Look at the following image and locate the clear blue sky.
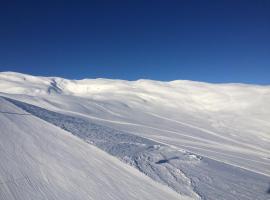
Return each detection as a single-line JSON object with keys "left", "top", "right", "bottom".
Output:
{"left": 0, "top": 0, "right": 269, "bottom": 84}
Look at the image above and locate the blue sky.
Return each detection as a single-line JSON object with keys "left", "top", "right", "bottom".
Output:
{"left": 0, "top": 0, "right": 269, "bottom": 84}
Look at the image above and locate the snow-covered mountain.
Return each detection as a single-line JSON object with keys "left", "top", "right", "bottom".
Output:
{"left": 0, "top": 71, "right": 269, "bottom": 200}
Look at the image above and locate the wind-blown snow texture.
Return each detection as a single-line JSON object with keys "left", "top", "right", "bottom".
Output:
{"left": 0, "top": 72, "right": 270, "bottom": 199}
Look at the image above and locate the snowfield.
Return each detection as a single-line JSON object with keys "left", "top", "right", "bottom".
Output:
{"left": 0, "top": 97, "right": 183, "bottom": 200}
{"left": 0, "top": 72, "right": 269, "bottom": 199}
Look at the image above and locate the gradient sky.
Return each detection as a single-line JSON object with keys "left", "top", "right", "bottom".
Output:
{"left": 0, "top": 0, "right": 269, "bottom": 84}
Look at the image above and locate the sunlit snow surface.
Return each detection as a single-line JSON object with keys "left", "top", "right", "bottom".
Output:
{"left": 0, "top": 98, "right": 183, "bottom": 200}
{"left": 0, "top": 72, "right": 270, "bottom": 199}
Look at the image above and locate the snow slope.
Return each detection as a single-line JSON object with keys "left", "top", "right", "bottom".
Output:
{"left": 0, "top": 97, "right": 184, "bottom": 200}
{"left": 0, "top": 72, "right": 270, "bottom": 199}
{"left": 4, "top": 96, "right": 269, "bottom": 200}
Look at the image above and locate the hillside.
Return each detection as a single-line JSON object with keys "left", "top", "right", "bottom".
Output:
{"left": 0, "top": 72, "right": 269, "bottom": 200}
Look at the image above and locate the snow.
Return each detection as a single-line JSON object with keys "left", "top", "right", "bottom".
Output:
{"left": 0, "top": 71, "right": 270, "bottom": 199}
{"left": 4, "top": 96, "right": 270, "bottom": 200}
{"left": 0, "top": 97, "right": 184, "bottom": 200}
